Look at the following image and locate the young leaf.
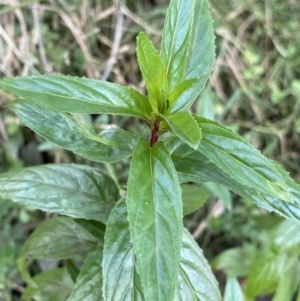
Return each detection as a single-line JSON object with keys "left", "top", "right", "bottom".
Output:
{"left": 174, "top": 228, "right": 222, "bottom": 301}
{"left": 22, "top": 268, "right": 73, "bottom": 301}
{"left": 9, "top": 101, "right": 137, "bottom": 163}
{"left": 195, "top": 116, "right": 294, "bottom": 203}
{"left": 160, "top": 0, "right": 194, "bottom": 91}
{"left": 167, "top": 78, "right": 197, "bottom": 108}
{"left": 0, "top": 75, "right": 152, "bottom": 120}
{"left": 160, "top": 112, "right": 202, "bottom": 149}
{"left": 18, "top": 217, "right": 100, "bottom": 260}
{"left": 224, "top": 278, "right": 244, "bottom": 301}
{"left": 161, "top": 0, "right": 215, "bottom": 113}
{"left": 126, "top": 138, "right": 182, "bottom": 301}
{"left": 0, "top": 164, "right": 119, "bottom": 223}
{"left": 102, "top": 200, "right": 144, "bottom": 301}
{"left": 136, "top": 32, "right": 168, "bottom": 113}
{"left": 67, "top": 248, "right": 103, "bottom": 301}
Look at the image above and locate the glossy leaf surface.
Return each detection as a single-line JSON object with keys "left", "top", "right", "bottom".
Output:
{"left": 137, "top": 32, "right": 168, "bottom": 112}
{"left": 126, "top": 138, "right": 182, "bottom": 301}
{"left": 168, "top": 78, "right": 197, "bottom": 108}
{"left": 224, "top": 278, "right": 244, "bottom": 301}
{"left": 0, "top": 164, "right": 119, "bottom": 223}
{"left": 0, "top": 75, "right": 152, "bottom": 119}
{"left": 195, "top": 116, "right": 293, "bottom": 203}
{"left": 19, "top": 217, "right": 100, "bottom": 260}
{"left": 174, "top": 228, "right": 222, "bottom": 301}
{"left": 160, "top": 0, "right": 194, "bottom": 91}
{"left": 161, "top": 112, "right": 202, "bottom": 149}
{"left": 22, "top": 268, "right": 73, "bottom": 301}
{"left": 161, "top": 0, "right": 215, "bottom": 112}
{"left": 9, "top": 101, "right": 137, "bottom": 163}
{"left": 67, "top": 248, "right": 103, "bottom": 301}
{"left": 102, "top": 200, "right": 144, "bottom": 301}
{"left": 164, "top": 136, "right": 300, "bottom": 224}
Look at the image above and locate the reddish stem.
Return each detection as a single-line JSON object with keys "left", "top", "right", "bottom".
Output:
{"left": 150, "top": 120, "right": 160, "bottom": 147}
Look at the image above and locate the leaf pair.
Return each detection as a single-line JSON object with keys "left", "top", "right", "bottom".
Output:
{"left": 103, "top": 201, "right": 221, "bottom": 301}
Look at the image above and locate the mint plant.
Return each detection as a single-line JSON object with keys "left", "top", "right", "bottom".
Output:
{"left": 0, "top": 0, "right": 299, "bottom": 300}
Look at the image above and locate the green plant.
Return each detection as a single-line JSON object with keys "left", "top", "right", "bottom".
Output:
{"left": 0, "top": 0, "right": 299, "bottom": 300}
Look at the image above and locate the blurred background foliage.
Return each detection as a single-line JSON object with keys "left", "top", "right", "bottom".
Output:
{"left": 0, "top": 0, "right": 300, "bottom": 300}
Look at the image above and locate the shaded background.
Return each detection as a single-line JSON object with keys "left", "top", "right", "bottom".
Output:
{"left": 0, "top": 0, "right": 300, "bottom": 300}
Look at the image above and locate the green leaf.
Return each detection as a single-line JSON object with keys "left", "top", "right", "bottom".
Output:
{"left": 75, "top": 219, "right": 106, "bottom": 241}
{"left": 66, "top": 260, "right": 80, "bottom": 283}
{"left": 160, "top": 0, "right": 194, "bottom": 91}
{"left": 202, "top": 182, "right": 232, "bottom": 211}
{"left": 224, "top": 278, "right": 244, "bottom": 301}
{"left": 18, "top": 217, "right": 100, "bottom": 260}
{"left": 0, "top": 75, "right": 152, "bottom": 120}
{"left": 160, "top": 112, "right": 202, "bottom": 149}
{"left": 272, "top": 260, "right": 300, "bottom": 301}
{"left": 102, "top": 200, "right": 144, "bottom": 301}
{"left": 245, "top": 251, "right": 288, "bottom": 299}
{"left": 136, "top": 32, "right": 168, "bottom": 113}
{"left": 22, "top": 268, "right": 73, "bottom": 301}
{"left": 181, "top": 184, "right": 209, "bottom": 215}
{"left": 175, "top": 156, "right": 300, "bottom": 224}
{"left": 0, "top": 164, "right": 119, "bottom": 223}
{"left": 195, "top": 116, "right": 293, "bottom": 203}
{"left": 126, "top": 138, "right": 182, "bottom": 301}
{"left": 212, "top": 247, "right": 255, "bottom": 278}
{"left": 9, "top": 100, "right": 137, "bottom": 163}
{"left": 272, "top": 220, "right": 300, "bottom": 253}
{"left": 67, "top": 248, "right": 103, "bottom": 301}
{"left": 164, "top": 136, "right": 300, "bottom": 224}
{"left": 196, "top": 88, "right": 217, "bottom": 120}
{"left": 162, "top": 0, "right": 215, "bottom": 113}
{"left": 168, "top": 78, "right": 197, "bottom": 108}
{"left": 174, "top": 228, "right": 222, "bottom": 301}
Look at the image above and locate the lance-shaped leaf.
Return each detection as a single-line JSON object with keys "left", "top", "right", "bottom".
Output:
{"left": 0, "top": 164, "right": 119, "bottom": 223}
{"left": 195, "top": 116, "right": 293, "bottom": 203}
{"left": 102, "top": 200, "right": 144, "bottom": 301}
{"left": 0, "top": 75, "right": 152, "bottom": 120}
{"left": 67, "top": 248, "right": 103, "bottom": 301}
{"left": 22, "top": 268, "right": 73, "bottom": 301}
{"left": 104, "top": 199, "right": 220, "bottom": 301}
{"left": 9, "top": 100, "right": 137, "bottom": 163}
{"left": 224, "top": 278, "right": 244, "bottom": 301}
{"left": 164, "top": 136, "right": 300, "bottom": 224}
{"left": 161, "top": 0, "right": 215, "bottom": 113}
{"left": 160, "top": 0, "right": 194, "bottom": 91}
{"left": 159, "top": 112, "right": 201, "bottom": 149}
{"left": 126, "top": 138, "right": 182, "bottom": 301}
{"left": 18, "top": 217, "right": 100, "bottom": 260}
{"left": 174, "top": 228, "right": 222, "bottom": 301}
{"left": 175, "top": 157, "right": 300, "bottom": 224}
{"left": 136, "top": 32, "right": 168, "bottom": 113}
